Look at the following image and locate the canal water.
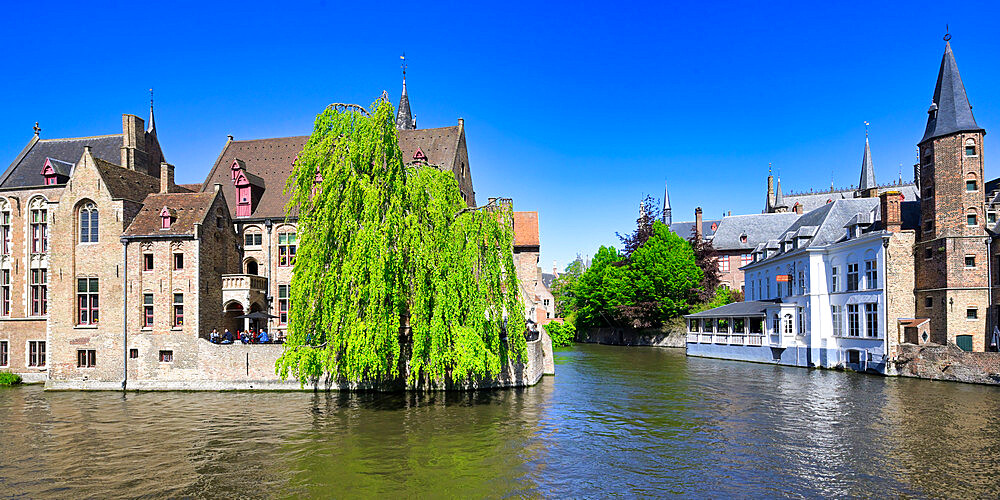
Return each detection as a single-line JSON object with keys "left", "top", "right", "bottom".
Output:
{"left": 2, "top": 344, "right": 1000, "bottom": 498}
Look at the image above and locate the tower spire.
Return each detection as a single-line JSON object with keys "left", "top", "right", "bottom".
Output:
{"left": 773, "top": 175, "right": 787, "bottom": 212}
{"left": 920, "top": 37, "right": 984, "bottom": 144}
{"left": 662, "top": 181, "right": 672, "bottom": 226}
{"left": 147, "top": 88, "right": 156, "bottom": 134}
{"left": 396, "top": 53, "right": 416, "bottom": 130}
{"left": 858, "top": 125, "right": 876, "bottom": 194}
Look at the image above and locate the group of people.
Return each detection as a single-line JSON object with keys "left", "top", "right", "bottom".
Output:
{"left": 208, "top": 327, "right": 279, "bottom": 345}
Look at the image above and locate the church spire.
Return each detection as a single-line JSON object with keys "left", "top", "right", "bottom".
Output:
{"left": 396, "top": 54, "right": 416, "bottom": 130}
{"left": 147, "top": 88, "right": 156, "bottom": 135}
{"left": 662, "top": 181, "right": 672, "bottom": 226}
{"left": 920, "top": 38, "right": 984, "bottom": 144}
{"left": 858, "top": 124, "right": 876, "bottom": 193}
{"left": 773, "top": 175, "right": 787, "bottom": 212}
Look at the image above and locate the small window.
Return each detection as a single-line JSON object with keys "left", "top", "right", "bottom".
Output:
{"left": 143, "top": 253, "right": 154, "bottom": 271}
{"left": 967, "top": 180, "right": 978, "bottom": 192}
{"left": 925, "top": 296, "right": 933, "bottom": 308}
{"left": 965, "top": 255, "right": 976, "bottom": 268}
{"left": 143, "top": 293, "right": 154, "bottom": 327}
{"left": 968, "top": 212, "right": 978, "bottom": 227}
{"left": 990, "top": 212, "right": 998, "bottom": 225}
{"left": 173, "top": 253, "right": 184, "bottom": 270}
{"left": 924, "top": 247, "right": 933, "bottom": 260}
{"left": 0, "top": 340, "right": 8, "bottom": 367}
{"left": 173, "top": 293, "right": 184, "bottom": 327}
{"left": 740, "top": 234, "right": 748, "bottom": 244}
{"left": 129, "top": 348, "right": 138, "bottom": 359}
{"left": 77, "top": 349, "right": 96, "bottom": 368}
{"left": 244, "top": 232, "right": 262, "bottom": 247}
{"left": 966, "top": 140, "right": 977, "bottom": 157}
{"left": 967, "top": 308, "right": 978, "bottom": 320}
{"left": 159, "top": 350, "right": 173, "bottom": 363}
{"left": 924, "top": 220, "right": 933, "bottom": 232}
{"left": 28, "top": 340, "right": 46, "bottom": 367}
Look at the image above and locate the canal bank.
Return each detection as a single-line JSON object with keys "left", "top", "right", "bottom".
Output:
{"left": 3, "top": 344, "right": 1000, "bottom": 497}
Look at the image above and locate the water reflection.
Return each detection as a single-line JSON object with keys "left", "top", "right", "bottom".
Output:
{"left": 1, "top": 345, "right": 999, "bottom": 497}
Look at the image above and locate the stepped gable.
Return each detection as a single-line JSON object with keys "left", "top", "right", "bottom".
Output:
{"left": 711, "top": 213, "right": 800, "bottom": 251}
{"left": 202, "top": 128, "right": 465, "bottom": 219}
{"left": 0, "top": 134, "right": 123, "bottom": 188}
{"left": 92, "top": 158, "right": 160, "bottom": 202}
{"left": 124, "top": 191, "right": 220, "bottom": 236}
{"left": 513, "top": 211, "right": 539, "bottom": 248}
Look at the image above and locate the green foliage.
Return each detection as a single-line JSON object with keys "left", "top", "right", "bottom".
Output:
{"left": 0, "top": 370, "right": 22, "bottom": 385}
{"left": 571, "top": 222, "right": 704, "bottom": 328}
{"left": 277, "top": 97, "right": 525, "bottom": 387}
{"left": 691, "top": 286, "right": 740, "bottom": 313}
{"left": 550, "top": 258, "right": 583, "bottom": 317}
{"left": 544, "top": 321, "right": 576, "bottom": 347}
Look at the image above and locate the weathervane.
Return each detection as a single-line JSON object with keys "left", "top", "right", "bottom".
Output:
{"left": 150, "top": 88, "right": 154, "bottom": 108}
{"left": 33, "top": 122, "right": 40, "bottom": 136}
{"left": 400, "top": 52, "right": 407, "bottom": 82}
{"left": 864, "top": 120, "right": 869, "bottom": 137}
{"left": 768, "top": 162, "right": 772, "bottom": 175}
{"left": 944, "top": 24, "right": 951, "bottom": 42}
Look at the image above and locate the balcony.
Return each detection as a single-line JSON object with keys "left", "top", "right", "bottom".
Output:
{"left": 221, "top": 274, "right": 268, "bottom": 315}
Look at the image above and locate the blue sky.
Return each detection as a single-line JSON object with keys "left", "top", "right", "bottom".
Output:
{"left": 2, "top": 1, "right": 1000, "bottom": 271}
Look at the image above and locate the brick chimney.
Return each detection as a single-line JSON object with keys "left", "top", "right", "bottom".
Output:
{"left": 880, "top": 190, "right": 903, "bottom": 233}
{"left": 120, "top": 114, "right": 146, "bottom": 172}
{"left": 793, "top": 203, "right": 803, "bottom": 215}
{"left": 694, "top": 207, "right": 703, "bottom": 240}
{"left": 159, "top": 162, "right": 175, "bottom": 193}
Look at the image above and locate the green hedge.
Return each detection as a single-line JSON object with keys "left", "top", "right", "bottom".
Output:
{"left": 0, "top": 370, "right": 22, "bottom": 386}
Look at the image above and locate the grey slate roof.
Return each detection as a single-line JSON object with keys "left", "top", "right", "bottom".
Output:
{"left": 396, "top": 80, "right": 416, "bottom": 130}
{"left": 0, "top": 134, "right": 123, "bottom": 188}
{"left": 710, "top": 212, "right": 800, "bottom": 251}
{"left": 921, "top": 42, "right": 984, "bottom": 144}
{"left": 783, "top": 183, "right": 918, "bottom": 214}
{"left": 773, "top": 177, "right": 786, "bottom": 208}
{"left": 44, "top": 157, "right": 74, "bottom": 177}
{"left": 686, "top": 300, "right": 777, "bottom": 318}
{"left": 669, "top": 219, "right": 720, "bottom": 241}
{"left": 859, "top": 136, "right": 876, "bottom": 191}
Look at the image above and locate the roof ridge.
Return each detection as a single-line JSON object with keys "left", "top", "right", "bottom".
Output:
{"left": 37, "top": 133, "right": 122, "bottom": 142}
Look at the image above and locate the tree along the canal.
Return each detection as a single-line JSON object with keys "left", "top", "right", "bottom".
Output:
{"left": 277, "top": 96, "right": 525, "bottom": 387}
{"left": 553, "top": 195, "right": 736, "bottom": 338}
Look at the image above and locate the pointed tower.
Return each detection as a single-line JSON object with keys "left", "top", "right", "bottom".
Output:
{"left": 147, "top": 88, "right": 156, "bottom": 136}
{"left": 765, "top": 166, "right": 775, "bottom": 213}
{"left": 858, "top": 133, "right": 877, "bottom": 197}
{"left": 772, "top": 176, "right": 788, "bottom": 213}
{"left": 915, "top": 38, "right": 988, "bottom": 351}
{"left": 662, "top": 181, "right": 672, "bottom": 226}
{"left": 396, "top": 55, "right": 416, "bottom": 130}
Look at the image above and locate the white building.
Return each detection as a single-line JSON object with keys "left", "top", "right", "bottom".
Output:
{"left": 685, "top": 193, "right": 917, "bottom": 373}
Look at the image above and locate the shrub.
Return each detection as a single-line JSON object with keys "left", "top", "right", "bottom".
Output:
{"left": 545, "top": 321, "right": 576, "bottom": 347}
{"left": 0, "top": 371, "right": 22, "bottom": 386}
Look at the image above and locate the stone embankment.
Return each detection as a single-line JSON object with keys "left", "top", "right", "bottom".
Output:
{"left": 894, "top": 343, "right": 1000, "bottom": 385}
{"left": 576, "top": 324, "right": 685, "bottom": 348}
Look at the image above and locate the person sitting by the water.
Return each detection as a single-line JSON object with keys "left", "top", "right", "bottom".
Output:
{"left": 240, "top": 331, "right": 249, "bottom": 344}
{"left": 222, "top": 329, "right": 234, "bottom": 344}
{"left": 259, "top": 329, "right": 269, "bottom": 343}
{"left": 210, "top": 329, "right": 219, "bottom": 343}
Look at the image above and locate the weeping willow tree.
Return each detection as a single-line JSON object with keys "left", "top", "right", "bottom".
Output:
{"left": 276, "top": 96, "right": 525, "bottom": 388}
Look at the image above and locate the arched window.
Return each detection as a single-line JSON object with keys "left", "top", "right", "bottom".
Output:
{"left": 245, "top": 258, "right": 259, "bottom": 275}
{"left": 28, "top": 196, "right": 48, "bottom": 254}
{"left": 968, "top": 208, "right": 979, "bottom": 227}
{"left": 0, "top": 199, "right": 10, "bottom": 255}
{"left": 966, "top": 172, "right": 978, "bottom": 192}
{"left": 79, "top": 202, "right": 99, "bottom": 243}
{"left": 966, "top": 138, "right": 977, "bottom": 157}
{"left": 783, "top": 314, "right": 794, "bottom": 335}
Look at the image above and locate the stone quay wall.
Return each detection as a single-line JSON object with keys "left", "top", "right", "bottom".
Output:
{"left": 894, "top": 343, "right": 1000, "bottom": 385}
{"left": 47, "top": 331, "right": 553, "bottom": 391}
{"left": 576, "top": 323, "right": 686, "bottom": 348}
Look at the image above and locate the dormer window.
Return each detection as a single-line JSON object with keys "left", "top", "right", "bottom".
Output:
{"left": 413, "top": 148, "right": 427, "bottom": 161}
{"left": 159, "top": 206, "right": 175, "bottom": 229}
{"left": 40, "top": 158, "right": 66, "bottom": 186}
{"left": 230, "top": 158, "right": 243, "bottom": 182}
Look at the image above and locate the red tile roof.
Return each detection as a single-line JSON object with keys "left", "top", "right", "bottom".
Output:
{"left": 513, "top": 211, "right": 539, "bottom": 247}
{"left": 123, "top": 191, "right": 221, "bottom": 236}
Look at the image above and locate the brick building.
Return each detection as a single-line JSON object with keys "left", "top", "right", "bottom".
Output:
{"left": 0, "top": 71, "right": 552, "bottom": 387}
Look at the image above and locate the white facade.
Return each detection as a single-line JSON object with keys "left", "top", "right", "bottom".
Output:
{"left": 687, "top": 202, "right": 892, "bottom": 373}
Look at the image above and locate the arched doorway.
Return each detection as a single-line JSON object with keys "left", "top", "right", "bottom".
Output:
{"left": 223, "top": 301, "right": 244, "bottom": 335}
{"left": 245, "top": 258, "right": 259, "bottom": 275}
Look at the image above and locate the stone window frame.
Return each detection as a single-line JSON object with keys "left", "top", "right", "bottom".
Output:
{"left": 28, "top": 268, "right": 47, "bottom": 317}
{"left": 78, "top": 200, "right": 99, "bottom": 244}
{"left": 173, "top": 252, "right": 184, "bottom": 271}
{"left": 966, "top": 307, "right": 979, "bottom": 320}
{"left": 27, "top": 340, "right": 45, "bottom": 367}
{"left": 243, "top": 225, "right": 263, "bottom": 248}
{"left": 966, "top": 172, "right": 979, "bottom": 192}
{"left": 278, "top": 284, "right": 290, "bottom": 325}
{"left": 76, "top": 277, "right": 99, "bottom": 326}
{"left": 142, "top": 293, "right": 154, "bottom": 328}
{"left": 76, "top": 349, "right": 96, "bottom": 368}
{"left": 143, "top": 253, "right": 154, "bottom": 272}
{"left": 173, "top": 293, "right": 184, "bottom": 328}
{"left": 0, "top": 198, "right": 10, "bottom": 256}
{"left": 965, "top": 138, "right": 978, "bottom": 157}
{"left": 277, "top": 226, "right": 297, "bottom": 267}
{"left": 965, "top": 255, "right": 977, "bottom": 268}
{"left": 1, "top": 269, "right": 10, "bottom": 317}
{"left": 967, "top": 208, "right": 979, "bottom": 227}
{"left": 27, "top": 195, "right": 49, "bottom": 255}
{"left": 718, "top": 255, "right": 730, "bottom": 273}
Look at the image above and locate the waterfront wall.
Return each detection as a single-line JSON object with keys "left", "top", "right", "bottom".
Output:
{"left": 894, "top": 343, "right": 1000, "bottom": 385}
{"left": 576, "top": 325, "right": 685, "bottom": 348}
{"left": 46, "top": 332, "right": 553, "bottom": 391}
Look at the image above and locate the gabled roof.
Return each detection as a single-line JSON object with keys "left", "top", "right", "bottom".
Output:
{"left": 42, "top": 157, "right": 74, "bottom": 177}
{"left": 201, "top": 126, "right": 466, "bottom": 219}
{"left": 123, "top": 192, "right": 221, "bottom": 236}
{"left": 0, "top": 134, "right": 122, "bottom": 188}
{"left": 514, "top": 211, "right": 540, "bottom": 248}
{"left": 783, "top": 183, "right": 919, "bottom": 214}
{"left": 711, "top": 213, "right": 800, "bottom": 251}
{"left": 921, "top": 42, "right": 984, "bottom": 144}
{"left": 93, "top": 157, "right": 160, "bottom": 202}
